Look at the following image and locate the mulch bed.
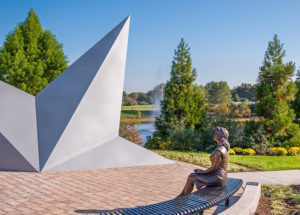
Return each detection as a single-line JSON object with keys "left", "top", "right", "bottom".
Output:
{"left": 255, "top": 195, "right": 272, "bottom": 215}
{"left": 293, "top": 185, "right": 300, "bottom": 193}
{"left": 255, "top": 184, "right": 300, "bottom": 215}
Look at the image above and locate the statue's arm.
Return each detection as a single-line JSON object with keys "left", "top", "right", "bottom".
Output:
{"left": 195, "top": 150, "right": 222, "bottom": 174}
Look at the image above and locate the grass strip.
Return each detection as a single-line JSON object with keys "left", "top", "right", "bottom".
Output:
{"left": 120, "top": 118, "right": 154, "bottom": 123}
{"left": 153, "top": 150, "right": 300, "bottom": 171}
{"left": 122, "top": 105, "right": 154, "bottom": 110}
{"left": 121, "top": 110, "right": 155, "bottom": 117}
{"left": 229, "top": 155, "right": 300, "bottom": 171}
{"left": 153, "top": 150, "right": 249, "bottom": 172}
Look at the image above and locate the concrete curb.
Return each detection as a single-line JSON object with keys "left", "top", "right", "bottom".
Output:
{"left": 220, "top": 182, "right": 261, "bottom": 215}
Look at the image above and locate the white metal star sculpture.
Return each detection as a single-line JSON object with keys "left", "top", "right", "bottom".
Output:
{"left": 0, "top": 17, "right": 172, "bottom": 172}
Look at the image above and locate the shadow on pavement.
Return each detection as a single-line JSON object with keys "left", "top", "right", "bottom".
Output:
{"left": 74, "top": 208, "right": 128, "bottom": 214}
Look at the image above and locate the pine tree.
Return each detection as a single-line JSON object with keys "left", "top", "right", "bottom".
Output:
{"left": 154, "top": 38, "right": 207, "bottom": 138}
{"left": 0, "top": 8, "right": 67, "bottom": 95}
{"left": 293, "top": 70, "right": 300, "bottom": 118}
{"left": 255, "top": 34, "right": 300, "bottom": 147}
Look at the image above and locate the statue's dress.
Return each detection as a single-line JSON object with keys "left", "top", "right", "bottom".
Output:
{"left": 193, "top": 140, "right": 229, "bottom": 187}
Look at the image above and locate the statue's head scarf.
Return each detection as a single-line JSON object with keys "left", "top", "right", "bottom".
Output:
{"left": 215, "top": 127, "right": 230, "bottom": 151}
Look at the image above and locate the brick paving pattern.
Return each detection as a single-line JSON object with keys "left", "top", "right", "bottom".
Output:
{"left": 0, "top": 161, "right": 241, "bottom": 214}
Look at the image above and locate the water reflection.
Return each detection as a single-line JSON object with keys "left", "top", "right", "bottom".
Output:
{"left": 135, "top": 122, "right": 155, "bottom": 144}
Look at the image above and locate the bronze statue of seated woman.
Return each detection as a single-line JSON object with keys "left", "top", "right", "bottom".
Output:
{"left": 178, "top": 127, "right": 230, "bottom": 197}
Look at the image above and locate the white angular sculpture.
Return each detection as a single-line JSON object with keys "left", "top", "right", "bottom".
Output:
{"left": 0, "top": 17, "right": 173, "bottom": 172}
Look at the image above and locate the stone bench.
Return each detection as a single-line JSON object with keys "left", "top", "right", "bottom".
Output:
{"left": 219, "top": 182, "right": 261, "bottom": 215}
{"left": 100, "top": 178, "right": 243, "bottom": 215}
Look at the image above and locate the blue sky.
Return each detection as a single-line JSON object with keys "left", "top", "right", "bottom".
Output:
{"left": 1, "top": 0, "right": 300, "bottom": 92}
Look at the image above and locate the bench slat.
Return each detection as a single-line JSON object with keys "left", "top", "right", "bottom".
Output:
{"left": 100, "top": 178, "right": 242, "bottom": 215}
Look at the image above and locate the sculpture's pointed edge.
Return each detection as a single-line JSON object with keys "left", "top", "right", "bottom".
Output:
{"left": 0, "top": 16, "right": 173, "bottom": 173}
{"left": 36, "top": 16, "right": 131, "bottom": 171}
{"left": 0, "top": 80, "right": 39, "bottom": 171}
{"left": 0, "top": 133, "right": 38, "bottom": 172}
{"left": 42, "top": 136, "right": 173, "bottom": 172}
{"left": 37, "top": 16, "right": 130, "bottom": 96}
{"left": 0, "top": 80, "right": 35, "bottom": 98}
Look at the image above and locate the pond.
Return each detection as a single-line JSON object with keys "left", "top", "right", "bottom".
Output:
{"left": 135, "top": 121, "right": 155, "bottom": 144}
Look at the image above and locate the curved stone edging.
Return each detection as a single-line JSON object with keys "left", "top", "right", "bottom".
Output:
{"left": 220, "top": 182, "right": 261, "bottom": 215}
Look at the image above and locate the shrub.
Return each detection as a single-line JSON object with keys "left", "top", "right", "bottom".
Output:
{"left": 145, "top": 136, "right": 173, "bottom": 150}
{"left": 233, "top": 109, "right": 242, "bottom": 118}
{"left": 119, "top": 118, "right": 143, "bottom": 145}
{"left": 281, "top": 123, "right": 300, "bottom": 148}
{"left": 230, "top": 102, "right": 251, "bottom": 118}
{"left": 207, "top": 104, "right": 216, "bottom": 113}
{"left": 145, "top": 136, "right": 162, "bottom": 149}
{"left": 271, "top": 147, "right": 288, "bottom": 156}
{"left": 242, "top": 148, "right": 256, "bottom": 155}
{"left": 201, "top": 116, "right": 244, "bottom": 151}
{"left": 145, "top": 128, "right": 202, "bottom": 151}
{"left": 158, "top": 138, "right": 173, "bottom": 150}
{"left": 244, "top": 120, "right": 272, "bottom": 155}
{"left": 232, "top": 147, "right": 243, "bottom": 155}
{"left": 215, "top": 103, "right": 231, "bottom": 117}
{"left": 169, "top": 129, "right": 202, "bottom": 151}
{"left": 140, "top": 101, "right": 149, "bottom": 105}
{"left": 287, "top": 147, "right": 300, "bottom": 156}
{"left": 229, "top": 149, "right": 235, "bottom": 155}
{"left": 232, "top": 147, "right": 256, "bottom": 155}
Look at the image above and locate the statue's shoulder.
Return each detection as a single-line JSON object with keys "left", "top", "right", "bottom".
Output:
{"left": 216, "top": 145, "right": 227, "bottom": 155}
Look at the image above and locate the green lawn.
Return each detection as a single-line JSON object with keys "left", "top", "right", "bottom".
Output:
{"left": 153, "top": 150, "right": 300, "bottom": 171}
{"left": 229, "top": 155, "right": 300, "bottom": 171}
{"left": 122, "top": 105, "right": 154, "bottom": 110}
{"left": 120, "top": 110, "right": 153, "bottom": 118}
{"left": 120, "top": 118, "right": 154, "bottom": 124}
{"left": 153, "top": 150, "right": 249, "bottom": 172}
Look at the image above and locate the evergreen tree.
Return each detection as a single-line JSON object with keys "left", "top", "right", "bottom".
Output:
{"left": 255, "top": 34, "right": 299, "bottom": 147}
{"left": 154, "top": 39, "right": 207, "bottom": 138}
{"left": 234, "top": 94, "right": 240, "bottom": 102}
{"left": 293, "top": 70, "right": 300, "bottom": 118}
{"left": 0, "top": 8, "right": 67, "bottom": 95}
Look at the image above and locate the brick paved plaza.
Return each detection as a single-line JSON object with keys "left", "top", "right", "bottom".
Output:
{"left": 0, "top": 161, "right": 242, "bottom": 214}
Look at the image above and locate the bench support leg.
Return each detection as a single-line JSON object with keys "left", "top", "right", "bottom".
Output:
{"left": 225, "top": 199, "right": 229, "bottom": 206}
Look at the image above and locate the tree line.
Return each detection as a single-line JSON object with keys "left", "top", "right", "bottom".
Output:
{"left": 122, "top": 83, "right": 165, "bottom": 105}
{"left": 1, "top": 9, "right": 299, "bottom": 153}
{"left": 145, "top": 36, "right": 300, "bottom": 153}
{"left": 123, "top": 82, "right": 256, "bottom": 106}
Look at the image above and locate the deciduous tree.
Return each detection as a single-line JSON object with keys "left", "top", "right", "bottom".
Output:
{"left": 232, "top": 83, "right": 256, "bottom": 102}
{"left": 120, "top": 118, "right": 144, "bottom": 145}
{"left": 205, "top": 81, "right": 232, "bottom": 104}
